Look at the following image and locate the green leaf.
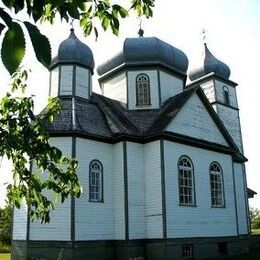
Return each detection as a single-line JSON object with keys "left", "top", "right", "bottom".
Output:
{"left": 13, "top": 0, "right": 25, "bottom": 14}
{"left": 2, "top": 0, "right": 14, "bottom": 9}
{"left": 0, "top": 8, "right": 13, "bottom": 27}
{"left": 101, "top": 17, "right": 109, "bottom": 30}
{"left": 0, "top": 23, "right": 5, "bottom": 35}
{"left": 66, "top": 3, "right": 80, "bottom": 19}
{"left": 1, "top": 22, "right": 25, "bottom": 75}
{"left": 24, "top": 21, "right": 51, "bottom": 68}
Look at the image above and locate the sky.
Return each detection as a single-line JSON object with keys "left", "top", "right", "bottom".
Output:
{"left": 0, "top": 0, "right": 260, "bottom": 208}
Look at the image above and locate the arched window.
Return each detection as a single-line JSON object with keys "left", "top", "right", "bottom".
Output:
{"left": 136, "top": 74, "right": 150, "bottom": 106}
{"left": 178, "top": 156, "right": 195, "bottom": 206}
{"left": 89, "top": 160, "right": 103, "bottom": 202}
{"left": 223, "top": 86, "right": 230, "bottom": 105}
{"left": 210, "top": 162, "right": 224, "bottom": 207}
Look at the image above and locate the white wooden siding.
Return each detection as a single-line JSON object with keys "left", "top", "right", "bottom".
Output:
{"left": 127, "top": 142, "right": 145, "bottom": 239}
{"left": 29, "top": 137, "right": 72, "bottom": 241}
{"left": 75, "top": 66, "right": 90, "bottom": 99}
{"left": 166, "top": 93, "right": 228, "bottom": 146}
{"left": 164, "top": 141, "right": 237, "bottom": 238}
{"left": 144, "top": 141, "right": 163, "bottom": 238}
{"left": 234, "top": 163, "right": 248, "bottom": 234}
{"left": 60, "top": 65, "right": 73, "bottom": 95}
{"left": 75, "top": 138, "right": 114, "bottom": 240}
{"left": 128, "top": 70, "right": 159, "bottom": 110}
{"left": 113, "top": 142, "right": 125, "bottom": 239}
{"left": 216, "top": 105, "right": 243, "bottom": 152}
{"left": 102, "top": 72, "right": 127, "bottom": 105}
{"left": 13, "top": 205, "right": 28, "bottom": 240}
{"left": 160, "top": 71, "right": 183, "bottom": 104}
{"left": 50, "top": 67, "right": 59, "bottom": 97}
{"left": 200, "top": 80, "right": 215, "bottom": 103}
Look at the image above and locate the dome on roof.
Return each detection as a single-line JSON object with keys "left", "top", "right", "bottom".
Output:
{"left": 50, "top": 29, "right": 94, "bottom": 72}
{"left": 97, "top": 36, "right": 189, "bottom": 76}
{"left": 189, "top": 43, "right": 230, "bottom": 81}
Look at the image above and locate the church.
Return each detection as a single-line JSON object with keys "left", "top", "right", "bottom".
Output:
{"left": 12, "top": 28, "right": 250, "bottom": 259}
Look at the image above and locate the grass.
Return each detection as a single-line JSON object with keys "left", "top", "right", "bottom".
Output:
{"left": 0, "top": 244, "right": 11, "bottom": 254}
{"left": 252, "top": 229, "right": 260, "bottom": 235}
{"left": 0, "top": 254, "right": 11, "bottom": 260}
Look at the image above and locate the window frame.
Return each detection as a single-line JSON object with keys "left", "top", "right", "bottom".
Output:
{"left": 182, "top": 244, "right": 193, "bottom": 259}
{"left": 89, "top": 159, "right": 104, "bottom": 203}
{"left": 136, "top": 73, "right": 151, "bottom": 106}
{"left": 223, "top": 86, "right": 230, "bottom": 106}
{"left": 209, "top": 161, "right": 225, "bottom": 208}
{"left": 178, "top": 156, "right": 196, "bottom": 207}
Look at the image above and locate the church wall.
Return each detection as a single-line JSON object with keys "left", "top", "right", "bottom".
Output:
{"left": 128, "top": 70, "right": 159, "bottom": 110}
{"left": 49, "top": 67, "right": 59, "bottom": 97}
{"left": 199, "top": 80, "right": 215, "bottom": 103}
{"left": 166, "top": 93, "right": 228, "bottom": 146}
{"left": 234, "top": 163, "right": 248, "bottom": 235}
{"left": 144, "top": 141, "right": 163, "bottom": 238}
{"left": 75, "top": 66, "right": 90, "bottom": 99}
{"left": 75, "top": 138, "right": 114, "bottom": 240}
{"left": 164, "top": 141, "right": 237, "bottom": 238}
{"left": 160, "top": 71, "right": 183, "bottom": 104}
{"left": 13, "top": 205, "right": 28, "bottom": 240}
{"left": 60, "top": 66, "right": 73, "bottom": 95}
{"left": 29, "top": 137, "right": 72, "bottom": 241}
{"left": 113, "top": 142, "right": 126, "bottom": 240}
{"left": 216, "top": 105, "right": 243, "bottom": 152}
{"left": 102, "top": 72, "right": 127, "bottom": 106}
{"left": 214, "top": 80, "right": 238, "bottom": 108}
{"left": 127, "top": 142, "right": 146, "bottom": 239}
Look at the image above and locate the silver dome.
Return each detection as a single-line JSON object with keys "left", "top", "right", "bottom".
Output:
{"left": 50, "top": 29, "right": 94, "bottom": 72}
{"left": 97, "top": 37, "right": 188, "bottom": 76}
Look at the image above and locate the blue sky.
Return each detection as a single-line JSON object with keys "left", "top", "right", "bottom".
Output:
{"left": 0, "top": 0, "right": 259, "bottom": 208}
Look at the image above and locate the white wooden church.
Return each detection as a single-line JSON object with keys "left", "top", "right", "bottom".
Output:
{"left": 12, "top": 29, "right": 250, "bottom": 259}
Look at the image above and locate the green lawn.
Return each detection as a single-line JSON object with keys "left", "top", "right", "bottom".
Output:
{"left": 0, "top": 254, "right": 11, "bottom": 260}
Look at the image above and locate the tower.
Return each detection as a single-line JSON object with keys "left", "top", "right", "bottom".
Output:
{"left": 188, "top": 43, "right": 244, "bottom": 153}
{"left": 49, "top": 28, "right": 94, "bottom": 99}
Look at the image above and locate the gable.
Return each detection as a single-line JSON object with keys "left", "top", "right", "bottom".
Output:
{"left": 165, "top": 93, "right": 229, "bottom": 146}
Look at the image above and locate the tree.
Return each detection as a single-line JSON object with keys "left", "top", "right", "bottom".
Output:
{"left": 250, "top": 207, "right": 260, "bottom": 229}
{"left": 0, "top": 1, "right": 155, "bottom": 223}
{"left": 0, "top": 203, "right": 12, "bottom": 245}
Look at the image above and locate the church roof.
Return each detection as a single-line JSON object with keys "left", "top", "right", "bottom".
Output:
{"left": 189, "top": 43, "right": 231, "bottom": 81}
{"left": 97, "top": 37, "right": 189, "bottom": 76}
{"left": 50, "top": 29, "right": 95, "bottom": 72}
{"left": 45, "top": 87, "right": 246, "bottom": 163}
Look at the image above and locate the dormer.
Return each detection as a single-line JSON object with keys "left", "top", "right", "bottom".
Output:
{"left": 97, "top": 36, "right": 188, "bottom": 110}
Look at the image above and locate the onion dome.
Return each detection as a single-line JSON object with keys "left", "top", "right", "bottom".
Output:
{"left": 50, "top": 29, "right": 94, "bottom": 72}
{"left": 189, "top": 43, "right": 231, "bottom": 81}
{"left": 97, "top": 36, "right": 188, "bottom": 76}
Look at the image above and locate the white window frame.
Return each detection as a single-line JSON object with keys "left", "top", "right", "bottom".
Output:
{"left": 89, "top": 160, "right": 103, "bottom": 202}
{"left": 210, "top": 162, "right": 224, "bottom": 207}
{"left": 136, "top": 74, "right": 151, "bottom": 106}
{"left": 178, "top": 156, "right": 195, "bottom": 206}
{"left": 182, "top": 244, "right": 193, "bottom": 259}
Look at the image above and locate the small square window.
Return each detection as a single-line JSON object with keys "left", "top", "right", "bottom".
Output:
{"left": 182, "top": 244, "right": 193, "bottom": 259}
{"left": 218, "top": 242, "right": 228, "bottom": 256}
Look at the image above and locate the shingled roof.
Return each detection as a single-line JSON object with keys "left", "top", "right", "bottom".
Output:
{"left": 46, "top": 86, "right": 197, "bottom": 139}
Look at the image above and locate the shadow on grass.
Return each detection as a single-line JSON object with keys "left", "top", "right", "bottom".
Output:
{"left": 231, "top": 249, "right": 260, "bottom": 260}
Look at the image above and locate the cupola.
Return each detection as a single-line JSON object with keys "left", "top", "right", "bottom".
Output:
{"left": 49, "top": 29, "right": 94, "bottom": 99}
{"left": 97, "top": 36, "right": 188, "bottom": 76}
{"left": 188, "top": 43, "right": 231, "bottom": 81}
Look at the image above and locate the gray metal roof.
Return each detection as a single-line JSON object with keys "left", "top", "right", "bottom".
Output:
{"left": 50, "top": 29, "right": 94, "bottom": 72}
{"left": 189, "top": 43, "right": 231, "bottom": 81}
{"left": 97, "top": 37, "right": 189, "bottom": 76}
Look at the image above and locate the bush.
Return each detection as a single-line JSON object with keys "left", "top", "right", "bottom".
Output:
{"left": 0, "top": 243, "right": 11, "bottom": 253}
{"left": 0, "top": 205, "right": 12, "bottom": 245}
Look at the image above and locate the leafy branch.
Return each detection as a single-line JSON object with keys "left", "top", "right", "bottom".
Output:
{"left": 0, "top": 0, "right": 155, "bottom": 74}
{"left": 1, "top": 68, "right": 81, "bottom": 223}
